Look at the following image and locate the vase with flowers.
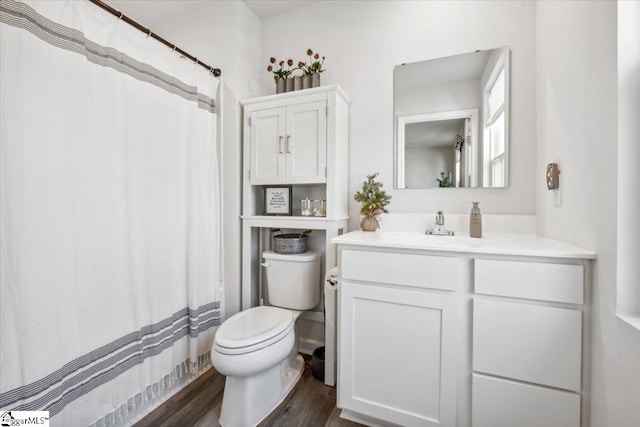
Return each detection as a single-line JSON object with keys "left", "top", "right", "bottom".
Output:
{"left": 353, "top": 173, "right": 391, "bottom": 231}
{"left": 267, "top": 57, "right": 296, "bottom": 93}
{"left": 298, "top": 49, "right": 325, "bottom": 89}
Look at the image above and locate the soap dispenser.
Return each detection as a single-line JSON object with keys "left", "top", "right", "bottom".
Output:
{"left": 470, "top": 202, "right": 482, "bottom": 238}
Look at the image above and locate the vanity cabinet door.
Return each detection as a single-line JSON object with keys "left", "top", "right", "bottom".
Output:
{"left": 472, "top": 374, "right": 580, "bottom": 427}
{"left": 473, "top": 298, "right": 582, "bottom": 391}
{"left": 339, "top": 281, "right": 457, "bottom": 427}
{"left": 249, "top": 107, "right": 287, "bottom": 185}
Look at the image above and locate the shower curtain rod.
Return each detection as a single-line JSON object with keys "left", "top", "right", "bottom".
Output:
{"left": 88, "top": 0, "right": 222, "bottom": 77}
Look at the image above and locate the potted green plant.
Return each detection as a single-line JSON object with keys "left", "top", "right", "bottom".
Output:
{"left": 436, "top": 172, "right": 452, "bottom": 188}
{"left": 354, "top": 173, "right": 391, "bottom": 231}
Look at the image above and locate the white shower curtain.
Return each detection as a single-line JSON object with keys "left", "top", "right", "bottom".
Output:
{"left": 0, "top": 1, "right": 222, "bottom": 425}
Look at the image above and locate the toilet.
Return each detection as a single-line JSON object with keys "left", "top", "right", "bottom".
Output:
{"left": 211, "top": 250, "right": 320, "bottom": 427}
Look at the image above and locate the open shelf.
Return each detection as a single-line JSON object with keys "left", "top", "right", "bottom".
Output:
{"left": 241, "top": 215, "right": 349, "bottom": 230}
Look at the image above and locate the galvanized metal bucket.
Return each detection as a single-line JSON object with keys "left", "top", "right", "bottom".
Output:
{"left": 272, "top": 229, "right": 312, "bottom": 254}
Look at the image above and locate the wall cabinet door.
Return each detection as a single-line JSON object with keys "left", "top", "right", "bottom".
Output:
{"left": 339, "top": 281, "right": 457, "bottom": 427}
{"left": 286, "top": 101, "right": 327, "bottom": 184}
{"left": 249, "top": 101, "right": 327, "bottom": 185}
{"left": 250, "top": 107, "right": 286, "bottom": 185}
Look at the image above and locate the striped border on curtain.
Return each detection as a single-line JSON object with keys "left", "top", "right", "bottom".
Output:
{"left": 0, "top": 302, "right": 221, "bottom": 415}
{"left": 0, "top": 0, "right": 216, "bottom": 113}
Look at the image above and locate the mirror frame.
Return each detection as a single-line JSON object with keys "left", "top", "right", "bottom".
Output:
{"left": 393, "top": 47, "right": 511, "bottom": 190}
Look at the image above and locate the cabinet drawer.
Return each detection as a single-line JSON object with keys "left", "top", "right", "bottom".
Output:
{"left": 341, "top": 249, "right": 458, "bottom": 291}
{"left": 473, "top": 298, "right": 582, "bottom": 391}
{"left": 474, "top": 259, "right": 583, "bottom": 303}
{"left": 472, "top": 374, "right": 580, "bottom": 427}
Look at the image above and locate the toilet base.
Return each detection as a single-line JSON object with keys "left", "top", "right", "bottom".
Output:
{"left": 219, "top": 351, "right": 304, "bottom": 427}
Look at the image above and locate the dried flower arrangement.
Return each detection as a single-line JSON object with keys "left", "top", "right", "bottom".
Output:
{"left": 298, "top": 49, "right": 325, "bottom": 75}
{"left": 266, "top": 49, "right": 327, "bottom": 92}
{"left": 266, "top": 57, "right": 296, "bottom": 82}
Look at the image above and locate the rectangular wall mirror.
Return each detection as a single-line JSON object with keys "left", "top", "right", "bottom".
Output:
{"left": 394, "top": 47, "right": 510, "bottom": 189}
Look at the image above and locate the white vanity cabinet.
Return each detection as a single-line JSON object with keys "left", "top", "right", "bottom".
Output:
{"left": 332, "top": 231, "right": 595, "bottom": 427}
{"left": 338, "top": 249, "right": 459, "bottom": 427}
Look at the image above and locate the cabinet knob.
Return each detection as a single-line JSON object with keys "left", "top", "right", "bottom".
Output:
{"left": 286, "top": 135, "right": 292, "bottom": 153}
{"left": 278, "top": 136, "right": 284, "bottom": 154}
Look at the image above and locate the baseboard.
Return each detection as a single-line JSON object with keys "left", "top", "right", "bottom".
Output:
{"left": 340, "top": 409, "right": 391, "bottom": 427}
{"left": 299, "top": 337, "right": 324, "bottom": 355}
{"left": 301, "top": 310, "right": 324, "bottom": 323}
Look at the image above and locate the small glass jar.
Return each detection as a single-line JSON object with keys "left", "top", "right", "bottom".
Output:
{"left": 313, "top": 199, "right": 326, "bottom": 217}
{"left": 301, "top": 198, "right": 312, "bottom": 216}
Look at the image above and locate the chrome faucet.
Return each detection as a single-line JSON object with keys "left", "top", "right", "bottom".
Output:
{"left": 425, "top": 210, "right": 455, "bottom": 236}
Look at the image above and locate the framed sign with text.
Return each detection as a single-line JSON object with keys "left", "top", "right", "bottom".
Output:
{"left": 263, "top": 185, "right": 292, "bottom": 216}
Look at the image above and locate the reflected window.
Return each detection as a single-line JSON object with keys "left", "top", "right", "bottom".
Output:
{"left": 485, "top": 67, "right": 506, "bottom": 187}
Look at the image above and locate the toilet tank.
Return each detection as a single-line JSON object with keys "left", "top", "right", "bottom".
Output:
{"left": 262, "top": 250, "right": 320, "bottom": 310}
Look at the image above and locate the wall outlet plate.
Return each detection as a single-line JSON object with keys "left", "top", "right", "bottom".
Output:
{"left": 546, "top": 163, "right": 560, "bottom": 190}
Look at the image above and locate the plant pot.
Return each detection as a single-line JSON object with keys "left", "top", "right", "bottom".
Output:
{"left": 360, "top": 216, "right": 380, "bottom": 232}
{"left": 285, "top": 78, "right": 294, "bottom": 92}
{"left": 311, "top": 73, "right": 321, "bottom": 88}
{"left": 276, "top": 79, "right": 285, "bottom": 94}
{"left": 294, "top": 76, "right": 302, "bottom": 91}
{"left": 302, "top": 74, "right": 312, "bottom": 89}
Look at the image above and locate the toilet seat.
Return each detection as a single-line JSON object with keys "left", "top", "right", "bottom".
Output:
{"left": 214, "top": 306, "right": 294, "bottom": 355}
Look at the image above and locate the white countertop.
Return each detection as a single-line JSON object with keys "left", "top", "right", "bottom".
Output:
{"left": 332, "top": 231, "right": 596, "bottom": 259}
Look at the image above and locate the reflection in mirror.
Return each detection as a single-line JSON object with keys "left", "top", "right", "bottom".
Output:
{"left": 394, "top": 47, "right": 510, "bottom": 189}
{"left": 399, "top": 109, "right": 478, "bottom": 188}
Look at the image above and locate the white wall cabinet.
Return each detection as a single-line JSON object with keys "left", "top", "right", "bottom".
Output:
{"left": 241, "top": 86, "right": 350, "bottom": 384}
{"left": 249, "top": 100, "right": 327, "bottom": 185}
{"left": 242, "top": 85, "right": 349, "bottom": 220}
{"left": 333, "top": 232, "right": 595, "bottom": 427}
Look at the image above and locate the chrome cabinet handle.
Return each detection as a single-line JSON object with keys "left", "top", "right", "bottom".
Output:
{"left": 286, "top": 135, "right": 291, "bottom": 153}
{"left": 278, "top": 136, "right": 284, "bottom": 154}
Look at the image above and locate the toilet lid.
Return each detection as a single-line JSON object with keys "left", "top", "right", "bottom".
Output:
{"left": 215, "top": 306, "right": 293, "bottom": 353}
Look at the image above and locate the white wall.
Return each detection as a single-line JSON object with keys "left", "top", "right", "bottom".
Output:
{"left": 223, "top": 2, "right": 262, "bottom": 318}
{"left": 617, "top": 0, "right": 640, "bottom": 319}
{"left": 396, "top": 78, "right": 481, "bottom": 117}
{"left": 405, "top": 146, "right": 454, "bottom": 189}
{"left": 536, "top": 1, "right": 640, "bottom": 426}
{"left": 106, "top": 0, "right": 262, "bottom": 317}
{"left": 261, "top": 0, "right": 537, "bottom": 230}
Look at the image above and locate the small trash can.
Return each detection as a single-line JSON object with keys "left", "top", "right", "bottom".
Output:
{"left": 312, "top": 346, "right": 325, "bottom": 382}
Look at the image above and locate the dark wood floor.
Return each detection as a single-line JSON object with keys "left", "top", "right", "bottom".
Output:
{"left": 134, "top": 355, "right": 363, "bottom": 427}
